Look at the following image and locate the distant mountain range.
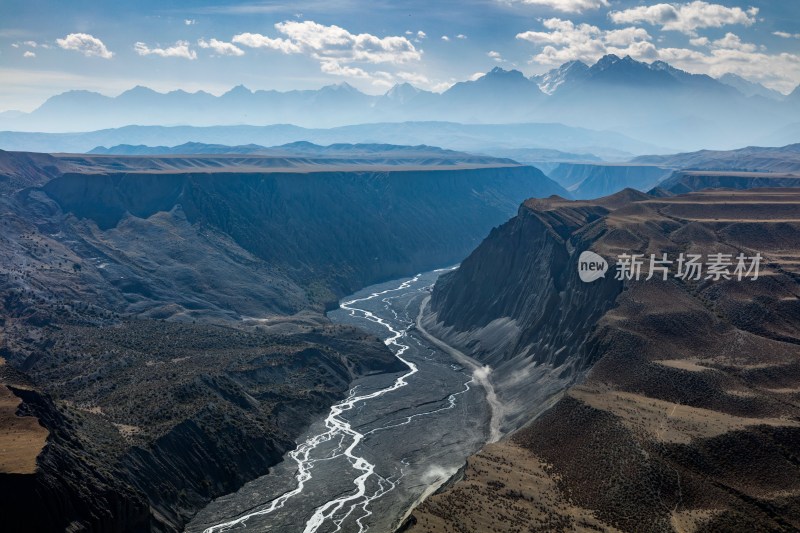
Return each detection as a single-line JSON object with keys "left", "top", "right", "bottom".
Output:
{"left": 87, "top": 141, "right": 473, "bottom": 157}
{"left": 632, "top": 142, "right": 800, "bottom": 173}
{"left": 540, "top": 143, "right": 800, "bottom": 199}
{"left": 2, "top": 55, "right": 797, "bottom": 151}
{"left": 0, "top": 121, "right": 664, "bottom": 160}
{"left": 717, "top": 73, "right": 785, "bottom": 101}
{"left": 86, "top": 141, "right": 600, "bottom": 166}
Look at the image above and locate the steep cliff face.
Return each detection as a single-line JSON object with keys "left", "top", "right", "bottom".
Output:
{"left": 0, "top": 151, "right": 568, "bottom": 532}
{"left": 424, "top": 193, "right": 635, "bottom": 429}
{"left": 31, "top": 165, "right": 565, "bottom": 316}
{"left": 410, "top": 188, "right": 800, "bottom": 532}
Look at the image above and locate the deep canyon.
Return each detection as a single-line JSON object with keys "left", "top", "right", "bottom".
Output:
{"left": 2, "top": 144, "right": 800, "bottom": 533}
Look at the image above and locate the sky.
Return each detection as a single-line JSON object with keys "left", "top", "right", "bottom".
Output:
{"left": 2, "top": 0, "right": 800, "bottom": 111}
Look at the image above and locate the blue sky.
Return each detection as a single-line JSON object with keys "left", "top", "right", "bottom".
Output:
{"left": 2, "top": 0, "right": 799, "bottom": 111}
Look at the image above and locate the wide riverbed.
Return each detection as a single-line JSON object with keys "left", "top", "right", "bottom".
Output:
{"left": 187, "top": 268, "right": 493, "bottom": 533}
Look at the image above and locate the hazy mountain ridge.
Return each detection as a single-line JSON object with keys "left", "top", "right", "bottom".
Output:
{"left": 0, "top": 121, "right": 663, "bottom": 159}
{"left": 533, "top": 55, "right": 798, "bottom": 149}
{"left": 537, "top": 143, "right": 800, "bottom": 200}
{"left": 548, "top": 163, "right": 673, "bottom": 199}
{"left": 86, "top": 141, "right": 511, "bottom": 162}
{"left": 632, "top": 143, "right": 800, "bottom": 172}
{"left": 652, "top": 171, "right": 800, "bottom": 196}
{"left": 534, "top": 54, "right": 734, "bottom": 95}
{"left": 718, "top": 73, "right": 785, "bottom": 101}
{"left": 2, "top": 55, "right": 797, "bottom": 151}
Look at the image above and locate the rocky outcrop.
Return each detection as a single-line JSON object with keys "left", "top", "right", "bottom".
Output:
{"left": 423, "top": 193, "right": 634, "bottom": 429}
{"left": 411, "top": 188, "right": 800, "bottom": 532}
{"left": 0, "top": 321, "right": 404, "bottom": 533}
{"left": 0, "top": 368, "right": 151, "bottom": 532}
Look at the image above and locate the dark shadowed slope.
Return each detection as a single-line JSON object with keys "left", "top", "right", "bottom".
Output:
{"left": 37, "top": 164, "right": 564, "bottom": 314}
{"left": 0, "top": 148, "right": 565, "bottom": 532}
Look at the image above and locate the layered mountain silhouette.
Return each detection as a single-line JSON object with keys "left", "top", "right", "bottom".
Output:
{"left": 539, "top": 143, "right": 800, "bottom": 200}
{"left": 718, "top": 73, "right": 784, "bottom": 101}
{"left": 632, "top": 142, "right": 800, "bottom": 171}
{"left": 0, "top": 121, "right": 663, "bottom": 159}
{"left": 2, "top": 55, "right": 797, "bottom": 151}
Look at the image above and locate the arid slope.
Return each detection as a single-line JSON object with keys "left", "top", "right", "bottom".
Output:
{"left": 408, "top": 189, "right": 800, "bottom": 532}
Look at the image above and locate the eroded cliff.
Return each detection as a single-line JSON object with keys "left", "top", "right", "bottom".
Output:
{"left": 410, "top": 188, "right": 800, "bottom": 532}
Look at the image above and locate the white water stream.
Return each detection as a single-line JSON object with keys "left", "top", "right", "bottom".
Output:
{"left": 190, "top": 269, "right": 494, "bottom": 533}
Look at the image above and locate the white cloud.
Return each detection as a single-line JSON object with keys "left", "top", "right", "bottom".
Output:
{"left": 517, "top": 18, "right": 656, "bottom": 65}
{"left": 659, "top": 45, "right": 800, "bottom": 93}
{"left": 456, "top": 34, "right": 468, "bottom": 39}
{"left": 469, "top": 71, "right": 485, "bottom": 81}
{"left": 665, "top": 32, "right": 800, "bottom": 92}
{"left": 197, "top": 38, "right": 244, "bottom": 56}
{"left": 23, "top": 50, "right": 35, "bottom": 58}
{"left": 134, "top": 41, "right": 196, "bottom": 60}
{"left": 276, "top": 20, "right": 420, "bottom": 63}
{"left": 234, "top": 21, "right": 420, "bottom": 64}
{"left": 23, "top": 40, "right": 37, "bottom": 48}
{"left": 233, "top": 21, "right": 423, "bottom": 89}
{"left": 774, "top": 31, "right": 800, "bottom": 39}
{"left": 488, "top": 50, "right": 504, "bottom": 62}
{"left": 441, "top": 35, "right": 450, "bottom": 41}
{"left": 231, "top": 32, "right": 300, "bottom": 53}
{"left": 56, "top": 33, "right": 113, "bottom": 59}
{"left": 519, "top": 17, "right": 800, "bottom": 93}
{"left": 184, "top": 19, "right": 196, "bottom": 25}
{"left": 502, "top": 0, "right": 609, "bottom": 13}
{"left": 320, "top": 59, "right": 370, "bottom": 78}
{"left": 319, "top": 61, "right": 397, "bottom": 89}
{"left": 712, "top": 32, "right": 756, "bottom": 52}
{"left": 608, "top": 2, "right": 758, "bottom": 35}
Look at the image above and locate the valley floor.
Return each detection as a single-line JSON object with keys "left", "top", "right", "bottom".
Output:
{"left": 188, "top": 269, "right": 494, "bottom": 533}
